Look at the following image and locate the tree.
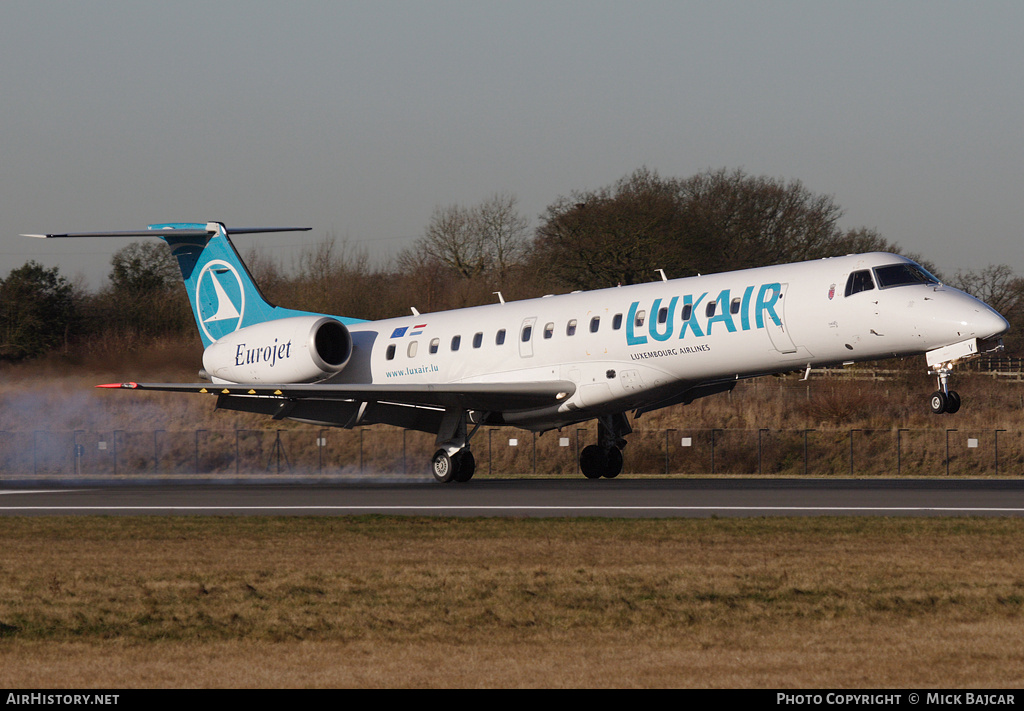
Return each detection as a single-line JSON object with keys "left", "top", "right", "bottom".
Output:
{"left": 829, "top": 226, "right": 894, "bottom": 255}
{"left": 287, "top": 235, "right": 384, "bottom": 318}
{"left": 472, "top": 193, "right": 530, "bottom": 285}
{"left": 950, "top": 265, "right": 1024, "bottom": 316}
{"left": 0, "top": 261, "right": 79, "bottom": 360}
{"left": 532, "top": 167, "right": 899, "bottom": 290}
{"left": 675, "top": 168, "right": 848, "bottom": 273}
{"left": 419, "top": 202, "right": 487, "bottom": 280}
{"left": 533, "top": 167, "right": 689, "bottom": 289}
{"left": 410, "top": 192, "right": 530, "bottom": 286}
{"left": 950, "top": 264, "right": 1024, "bottom": 355}
{"left": 96, "top": 241, "right": 191, "bottom": 339}
{"left": 109, "top": 241, "right": 181, "bottom": 294}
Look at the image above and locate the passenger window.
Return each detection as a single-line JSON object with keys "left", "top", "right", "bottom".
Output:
{"left": 451, "top": 335, "right": 461, "bottom": 351}
{"left": 658, "top": 307, "right": 668, "bottom": 324}
{"left": 496, "top": 329, "right": 506, "bottom": 345}
{"left": 590, "top": 316, "right": 600, "bottom": 333}
{"left": 543, "top": 323, "right": 554, "bottom": 339}
{"left": 429, "top": 338, "right": 439, "bottom": 354}
{"left": 681, "top": 304, "right": 692, "bottom": 321}
{"left": 730, "top": 298, "right": 741, "bottom": 315}
{"left": 706, "top": 301, "right": 717, "bottom": 318}
{"left": 473, "top": 332, "right": 483, "bottom": 348}
{"left": 521, "top": 325, "right": 532, "bottom": 342}
{"left": 634, "top": 310, "right": 646, "bottom": 327}
{"left": 386, "top": 344, "right": 396, "bottom": 360}
{"left": 566, "top": 319, "right": 577, "bottom": 336}
{"left": 845, "top": 270, "right": 875, "bottom": 297}
{"left": 407, "top": 341, "right": 418, "bottom": 358}
{"left": 612, "top": 313, "right": 622, "bottom": 330}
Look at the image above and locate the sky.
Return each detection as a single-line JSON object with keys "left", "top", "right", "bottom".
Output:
{"left": 2, "top": 1, "right": 1022, "bottom": 291}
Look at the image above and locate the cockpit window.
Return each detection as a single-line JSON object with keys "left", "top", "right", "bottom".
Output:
{"left": 873, "top": 263, "right": 940, "bottom": 289}
{"left": 844, "top": 270, "right": 875, "bottom": 297}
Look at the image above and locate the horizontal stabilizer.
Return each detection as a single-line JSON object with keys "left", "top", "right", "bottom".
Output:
{"left": 22, "top": 226, "right": 311, "bottom": 239}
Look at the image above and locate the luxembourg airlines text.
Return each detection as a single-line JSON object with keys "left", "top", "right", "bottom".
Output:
{"left": 630, "top": 344, "right": 712, "bottom": 360}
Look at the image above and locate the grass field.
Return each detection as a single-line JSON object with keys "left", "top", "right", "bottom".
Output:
{"left": 1, "top": 516, "right": 1023, "bottom": 688}
{"left": 3, "top": 362, "right": 1024, "bottom": 687}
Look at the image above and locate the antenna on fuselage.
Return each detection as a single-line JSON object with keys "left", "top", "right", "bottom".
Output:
{"left": 656, "top": 269, "right": 668, "bottom": 282}
{"left": 494, "top": 292, "right": 505, "bottom": 304}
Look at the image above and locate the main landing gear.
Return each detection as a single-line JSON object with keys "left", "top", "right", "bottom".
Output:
{"left": 431, "top": 408, "right": 480, "bottom": 483}
{"left": 428, "top": 409, "right": 635, "bottom": 482}
{"left": 431, "top": 448, "right": 476, "bottom": 483}
{"left": 579, "top": 413, "right": 631, "bottom": 479}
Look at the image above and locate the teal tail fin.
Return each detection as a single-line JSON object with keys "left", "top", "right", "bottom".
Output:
{"left": 149, "top": 222, "right": 363, "bottom": 347}
{"left": 24, "top": 221, "right": 364, "bottom": 348}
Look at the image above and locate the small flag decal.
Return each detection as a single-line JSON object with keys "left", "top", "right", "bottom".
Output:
{"left": 391, "top": 324, "right": 427, "bottom": 338}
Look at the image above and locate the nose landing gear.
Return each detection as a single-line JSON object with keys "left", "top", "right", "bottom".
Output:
{"left": 926, "top": 338, "right": 991, "bottom": 415}
{"left": 929, "top": 366, "right": 961, "bottom": 415}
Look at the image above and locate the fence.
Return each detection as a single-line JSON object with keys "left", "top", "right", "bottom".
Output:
{"left": 3, "top": 426, "right": 1023, "bottom": 479}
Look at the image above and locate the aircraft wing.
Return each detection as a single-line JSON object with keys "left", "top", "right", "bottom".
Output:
{"left": 98, "top": 380, "right": 577, "bottom": 412}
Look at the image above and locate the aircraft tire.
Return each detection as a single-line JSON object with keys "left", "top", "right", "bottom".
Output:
{"left": 603, "top": 448, "right": 623, "bottom": 479}
{"left": 431, "top": 449, "right": 455, "bottom": 483}
{"left": 929, "top": 391, "right": 947, "bottom": 415}
{"left": 452, "top": 450, "right": 476, "bottom": 482}
{"left": 945, "top": 391, "right": 961, "bottom": 414}
{"left": 579, "top": 445, "right": 606, "bottom": 479}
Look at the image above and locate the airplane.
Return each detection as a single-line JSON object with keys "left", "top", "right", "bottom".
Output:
{"left": 25, "top": 221, "right": 1010, "bottom": 483}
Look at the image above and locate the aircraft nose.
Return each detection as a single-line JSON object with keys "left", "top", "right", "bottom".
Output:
{"left": 977, "top": 304, "right": 1010, "bottom": 339}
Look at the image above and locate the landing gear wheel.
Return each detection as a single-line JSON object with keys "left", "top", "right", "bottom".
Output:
{"left": 580, "top": 412, "right": 632, "bottom": 479}
{"left": 579, "top": 445, "right": 624, "bottom": 479}
{"left": 945, "top": 391, "right": 961, "bottom": 414}
{"left": 580, "top": 445, "right": 606, "bottom": 479}
{"left": 431, "top": 449, "right": 455, "bottom": 483}
{"left": 603, "top": 448, "right": 623, "bottom": 479}
{"left": 929, "top": 391, "right": 947, "bottom": 415}
{"left": 452, "top": 450, "right": 476, "bottom": 482}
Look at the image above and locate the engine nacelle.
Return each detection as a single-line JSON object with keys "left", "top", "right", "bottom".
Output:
{"left": 203, "top": 316, "right": 352, "bottom": 384}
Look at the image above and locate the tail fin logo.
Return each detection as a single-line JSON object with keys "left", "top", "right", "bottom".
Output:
{"left": 195, "top": 260, "right": 246, "bottom": 342}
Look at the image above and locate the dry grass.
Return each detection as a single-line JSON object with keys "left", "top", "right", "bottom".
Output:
{"left": 4, "top": 360, "right": 1023, "bottom": 433}
{"left": 5, "top": 364, "right": 1024, "bottom": 477}
{"left": 1, "top": 516, "right": 1022, "bottom": 688}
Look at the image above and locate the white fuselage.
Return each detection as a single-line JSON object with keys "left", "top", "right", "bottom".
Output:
{"left": 40, "top": 223, "right": 1010, "bottom": 480}
{"left": 326, "top": 252, "right": 1007, "bottom": 429}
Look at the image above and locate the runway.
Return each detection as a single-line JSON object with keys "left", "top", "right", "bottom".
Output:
{"left": 3, "top": 477, "right": 1024, "bottom": 517}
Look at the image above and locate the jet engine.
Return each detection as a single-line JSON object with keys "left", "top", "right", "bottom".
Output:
{"left": 202, "top": 316, "right": 352, "bottom": 384}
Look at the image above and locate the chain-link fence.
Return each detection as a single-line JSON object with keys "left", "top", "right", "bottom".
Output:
{"left": 3, "top": 426, "right": 1023, "bottom": 479}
